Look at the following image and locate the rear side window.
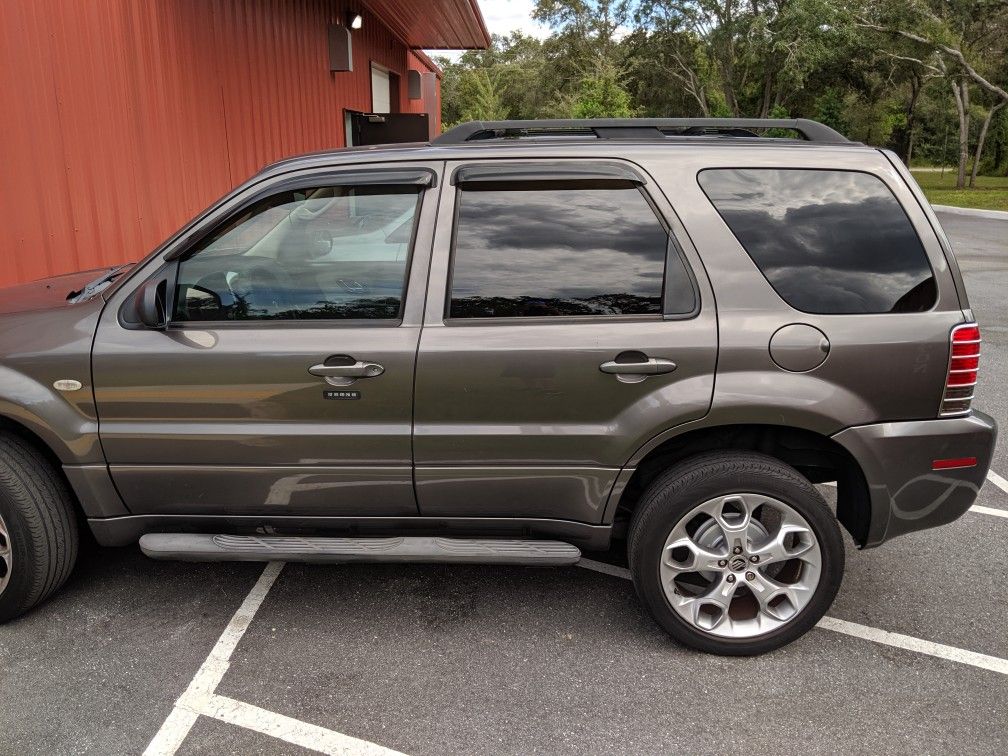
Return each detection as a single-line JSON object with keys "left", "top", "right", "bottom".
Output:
{"left": 698, "top": 168, "right": 936, "bottom": 314}
{"left": 448, "top": 184, "right": 695, "bottom": 318}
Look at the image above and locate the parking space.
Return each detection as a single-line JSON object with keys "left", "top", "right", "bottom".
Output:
{"left": 0, "top": 546, "right": 265, "bottom": 755}
{"left": 2, "top": 212, "right": 1007, "bottom": 755}
{"left": 208, "top": 553, "right": 1005, "bottom": 755}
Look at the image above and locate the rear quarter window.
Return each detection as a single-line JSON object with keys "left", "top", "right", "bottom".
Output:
{"left": 698, "top": 168, "right": 937, "bottom": 314}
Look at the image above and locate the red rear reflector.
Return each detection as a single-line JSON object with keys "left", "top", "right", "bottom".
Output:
{"left": 932, "top": 457, "right": 977, "bottom": 470}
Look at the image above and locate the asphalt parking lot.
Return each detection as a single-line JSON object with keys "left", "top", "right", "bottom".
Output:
{"left": 2, "top": 210, "right": 1007, "bottom": 756}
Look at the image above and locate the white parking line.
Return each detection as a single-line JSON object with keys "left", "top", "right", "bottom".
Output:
{"left": 190, "top": 692, "right": 405, "bottom": 755}
{"left": 573, "top": 561, "right": 1008, "bottom": 676}
{"left": 145, "top": 560, "right": 404, "bottom": 756}
{"left": 971, "top": 504, "right": 1008, "bottom": 519}
{"left": 577, "top": 557, "right": 632, "bottom": 580}
{"left": 987, "top": 469, "right": 1008, "bottom": 496}
{"left": 816, "top": 617, "right": 1008, "bottom": 675}
{"left": 144, "top": 562, "right": 284, "bottom": 756}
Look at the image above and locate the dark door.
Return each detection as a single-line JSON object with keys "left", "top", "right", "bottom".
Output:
{"left": 92, "top": 164, "right": 441, "bottom": 517}
{"left": 348, "top": 112, "right": 430, "bottom": 146}
{"left": 413, "top": 159, "right": 718, "bottom": 523}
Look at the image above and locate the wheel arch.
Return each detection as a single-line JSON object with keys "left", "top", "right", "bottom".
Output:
{"left": 610, "top": 423, "right": 872, "bottom": 547}
{"left": 0, "top": 414, "right": 96, "bottom": 525}
{"left": 0, "top": 415, "right": 70, "bottom": 472}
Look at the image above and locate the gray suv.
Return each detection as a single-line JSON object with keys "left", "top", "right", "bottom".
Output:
{"left": 0, "top": 118, "right": 996, "bottom": 655}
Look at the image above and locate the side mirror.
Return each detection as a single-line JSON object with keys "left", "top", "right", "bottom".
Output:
{"left": 134, "top": 277, "right": 168, "bottom": 329}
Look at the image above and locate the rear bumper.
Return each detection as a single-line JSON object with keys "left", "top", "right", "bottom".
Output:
{"left": 832, "top": 411, "right": 997, "bottom": 547}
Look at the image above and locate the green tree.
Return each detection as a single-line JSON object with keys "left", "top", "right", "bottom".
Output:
{"left": 857, "top": 0, "right": 1008, "bottom": 186}
{"left": 433, "top": 0, "right": 1008, "bottom": 186}
{"left": 458, "top": 69, "right": 510, "bottom": 122}
{"left": 631, "top": 0, "right": 852, "bottom": 118}
{"left": 813, "top": 88, "right": 849, "bottom": 136}
{"left": 436, "top": 33, "right": 557, "bottom": 124}
{"left": 571, "top": 62, "right": 636, "bottom": 117}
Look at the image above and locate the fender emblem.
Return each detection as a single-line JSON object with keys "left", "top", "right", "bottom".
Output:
{"left": 53, "top": 379, "right": 83, "bottom": 392}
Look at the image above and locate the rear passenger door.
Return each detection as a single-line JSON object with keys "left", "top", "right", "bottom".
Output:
{"left": 413, "top": 160, "right": 718, "bottom": 523}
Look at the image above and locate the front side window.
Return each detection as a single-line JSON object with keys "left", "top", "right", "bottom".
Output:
{"left": 173, "top": 184, "right": 421, "bottom": 322}
{"left": 698, "top": 168, "right": 937, "bottom": 314}
{"left": 448, "top": 183, "right": 689, "bottom": 319}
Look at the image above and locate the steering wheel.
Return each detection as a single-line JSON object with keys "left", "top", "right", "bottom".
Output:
{"left": 225, "top": 262, "right": 298, "bottom": 317}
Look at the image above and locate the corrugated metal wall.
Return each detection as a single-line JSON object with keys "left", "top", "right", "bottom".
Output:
{"left": 0, "top": 0, "right": 421, "bottom": 287}
{"left": 405, "top": 50, "right": 442, "bottom": 136}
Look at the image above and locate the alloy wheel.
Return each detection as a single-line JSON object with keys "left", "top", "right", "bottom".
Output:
{"left": 0, "top": 513, "right": 10, "bottom": 597}
{"left": 659, "top": 493, "right": 822, "bottom": 638}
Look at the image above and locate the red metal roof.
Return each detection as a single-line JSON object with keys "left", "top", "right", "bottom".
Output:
{"left": 409, "top": 48, "right": 444, "bottom": 77}
{"left": 362, "top": 0, "right": 490, "bottom": 49}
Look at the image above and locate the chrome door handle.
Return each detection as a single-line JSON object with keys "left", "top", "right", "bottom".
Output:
{"left": 599, "top": 357, "right": 677, "bottom": 375}
{"left": 308, "top": 361, "right": 384, "bottom": 379}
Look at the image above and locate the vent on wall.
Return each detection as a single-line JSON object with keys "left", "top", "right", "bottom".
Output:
{"left": 328, "top": 25, "right": 352, "bottom": 72}
{"left": 408, "top": 70, "right": 422, "bottom": 100}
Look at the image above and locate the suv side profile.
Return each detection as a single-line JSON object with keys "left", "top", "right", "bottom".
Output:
{"left": 0, "top": 118, "right": 996, "bottom": 655}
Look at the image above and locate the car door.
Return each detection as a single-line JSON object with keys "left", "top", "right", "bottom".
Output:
{"left": 92, "top": 163, "right": 441, "bottom": 517}
{"left": 413, "top": 158, "right": 717, "bottom": 523}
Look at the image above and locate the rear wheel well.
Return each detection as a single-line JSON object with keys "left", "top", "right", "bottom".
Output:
{"left": 615, "top": 424, "right": 871, "bottom": 546}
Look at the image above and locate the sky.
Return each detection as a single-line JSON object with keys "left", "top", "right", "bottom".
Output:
{"left": 478, "top": 0, "right": 551, "bottom": 39}
{"left": 427, "top": 0, "right": 551, "bottom": 61}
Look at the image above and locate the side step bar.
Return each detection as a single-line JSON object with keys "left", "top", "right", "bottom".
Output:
{"left": 139, "top": 533, "right": 581, "bottom": 566}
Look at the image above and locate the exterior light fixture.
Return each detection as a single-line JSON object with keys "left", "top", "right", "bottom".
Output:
{"left": 348, "top": 12, "right": 363, "bottom": 30}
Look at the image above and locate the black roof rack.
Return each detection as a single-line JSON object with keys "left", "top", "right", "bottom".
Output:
{"left": 433, "top": 118, "right": 851, "bottom": 145}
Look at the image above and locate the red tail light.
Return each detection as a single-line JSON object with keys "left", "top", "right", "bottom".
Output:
{"left": 940, "top": 323, "right": 980, "bottom": 416}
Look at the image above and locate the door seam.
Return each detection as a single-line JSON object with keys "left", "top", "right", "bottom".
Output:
{"left": 410, "top": 159, "right": 447, "bottom": 515}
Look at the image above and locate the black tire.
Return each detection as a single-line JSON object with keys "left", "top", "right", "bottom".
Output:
{"left": 0, "top": 431, "right": 79, "bottom": 622}
{"left": 628, "top": 450, "right": 843, "bottom": 656}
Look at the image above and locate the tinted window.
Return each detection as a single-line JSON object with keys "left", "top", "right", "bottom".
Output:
{"left": 698, "top": 169, "right": 936, "bottom": 314}
{"left": 449, "top": 184, "right": 690, "bottom": 318}
{"left": 173, "top": 185, "right": 420, "bottom": 322}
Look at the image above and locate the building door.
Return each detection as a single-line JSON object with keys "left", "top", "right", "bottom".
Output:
{"left": 371, "top": 64, "right": 391, "bottom": 112}
{"left": 347, "top": 111, "right": 430, "bottom": 146}
{"left": 92, "top": 164, "right": 441, "bottom": 518}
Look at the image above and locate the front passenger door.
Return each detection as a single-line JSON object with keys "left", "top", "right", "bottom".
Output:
{"left": 92, "top": 165, "right": 440, "bottom": 518}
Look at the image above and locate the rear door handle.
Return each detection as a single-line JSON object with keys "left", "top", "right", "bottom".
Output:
{"left": 599, "top": 357, "right": 677, "bottom": 375}
{"left": 308, "top": 361, "right": 384, "bottom": 379}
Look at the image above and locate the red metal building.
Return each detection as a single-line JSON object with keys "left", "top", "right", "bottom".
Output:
{"left": 0, "top": 0, "right": 487, "bottom": 287}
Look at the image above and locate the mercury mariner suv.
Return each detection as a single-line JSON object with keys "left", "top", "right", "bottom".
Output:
{"left": 0, "top": 118, "right": 996, "bottom": 655}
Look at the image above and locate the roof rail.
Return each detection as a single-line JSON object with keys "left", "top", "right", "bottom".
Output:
{"left": 433, "top": 118, "right": 850, "bottom": 145}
